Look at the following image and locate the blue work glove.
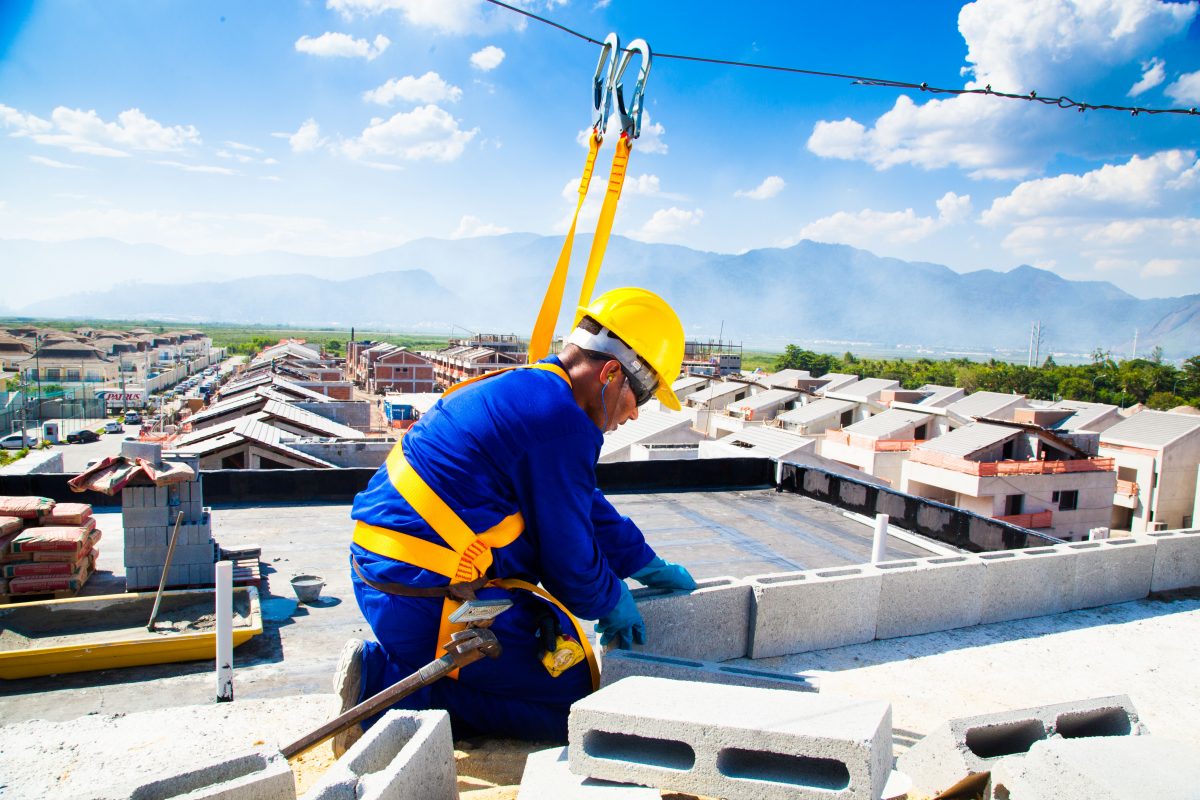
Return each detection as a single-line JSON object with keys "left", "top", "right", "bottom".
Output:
{"left": 595, "top": 583, "right": 646, "bottom": 650}
{"left": 632, "top": 556, "right": 697, "bottom": 592}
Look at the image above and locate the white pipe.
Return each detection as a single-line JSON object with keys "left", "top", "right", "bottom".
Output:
{"left": 215, "top": 560, "right": 234, "bottom": 702}
{"left": 871, "top": 513, "right": 889, "bottom": 564}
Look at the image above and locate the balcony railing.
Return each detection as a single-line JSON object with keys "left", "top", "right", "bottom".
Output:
{"left": 995, "top": 510, "right": 1054, "bottom": 529}
{"left": 909, "top": 449, "right": 1115, "bottom": 477}
{"left": 1115, "top": 479, "right": 1138, "bottom": 496}
{"left": 825, "top": 430, "right": 926, "bottom": 452}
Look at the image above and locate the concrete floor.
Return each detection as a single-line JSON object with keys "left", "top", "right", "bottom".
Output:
{"left": 2, "top": 495, "right": 1198, "bottom": 761}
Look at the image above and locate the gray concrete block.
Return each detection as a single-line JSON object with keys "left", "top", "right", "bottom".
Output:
{"left": 124, "top": 505, "right": 169, "bottom": 528}
{"left": 874, "top": 555, "right": 984, "bottom": 639}
{"left": 300, "top": 710, "right": 455, "bottom": 800}
{"left": 979, "top": 546, "right": 1077, "bottom": 625}
{"left": 518, "top": 747, "right": 658, "bottom": 799}
{"left": 628, "top": 577, "right": 752, "bottom": 662}
{"left": 122, "top": 440, "right": 163, "bottom": 462}
{"left": 897, "top": 694, "right": 1146, "bottom": 798}
{"left": 1144, "top": 529, "right": 1200, "bottom": 592}
{"left": 1066, "top": 538, "right": 1155, "bottom": 609}
{"left": 124, "top": 543, "right": 215, "bottom": 568}
{"left": 990, "top": 736, "right": 1200, "bottom": 800}
{"left": 123, "top": 486, "right": 143, "bottom": 508}
{"left": 600, "top": 649, "right": 817, "bottom": 693}
{"left": 749, "top": 566, "right": 882, "bottom": 658}
{"left": 128, "top": 750, "right": 294, "bottom": 800}
{"left": 570, "top": 677, "right": 891, "bottom": 800}
{"left": 190, "top": 562, "right": 216, "bottom": 585}
{"left": 179, "top": 520, "right": 213, "bottom": 546}
{"left": 128, "top": 564, "right": 191, "bottom": 590}
{"left": 155, "top": 485, "right": 169, "bottom": 507}
{"left": 124, "top": 527, "right": 144, "bottom": 548}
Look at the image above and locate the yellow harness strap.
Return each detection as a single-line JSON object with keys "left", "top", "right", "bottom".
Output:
{"left": 528, "top": 134, "right": 601, "bottom": 363}
{"left": 576, "top": 134, "right": 632, "bottom": 312}
{"left": 352, "top": 362, "right": 598, "bottom": 687}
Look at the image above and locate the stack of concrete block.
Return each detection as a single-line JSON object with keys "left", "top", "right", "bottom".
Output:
{"left": 122, "top": 444, "right": 215, "bottom": 591}
{"left": 873, "top": 555, "right": 984, "bottom": 639}
{"left": 898, "top": 695, "right": 1146, "bottom": 798}
{"left": 300, "top": 710, "right": 456, "bottom": 800}
{"left": 1144, "top": 527, "right": 1200, "bottom": 591}
{"left": 566, "top": 676, "right": 892, "bottom": 800}
{"left": 629, "top": 576, "right": 752, "bottom": 661}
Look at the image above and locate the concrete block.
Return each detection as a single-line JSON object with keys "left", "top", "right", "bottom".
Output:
{"left": 629, "top": 577, "right": 752, "bottom": 662}
{"left": 124, "top": 527, "right": 144, "bottom": 548}
{"left": 600, "top": 649, "right": 817, "bottom": 694}
{"left": 124, "top": 543, "right": 215, "bottom": 567}
{"left": 979, "top": 546, "right": 1077, "bottom": 625}
{"left": 749, "top": 566, "right": 882, "bottom": 658}
{"left": 128, "top": 750, "right": 294, "bottom": 800}
{"left": 300, "top": 710, "right": 455, "bottom": 800}
{"left": 569, "top": 677, "right": 892, "bottom": 800}
{"left": 1144, "top": 529, "right": 1200, "bottom": 592}
{"left": 128, "top": 564, "right": 191, "bottom": 590}
{"left": 1065, "top": 538, "right": 1155, "bottom": 609}
{"left": 122, "top": 440, "right": 163, "bottom": 463}
{"left": 123, "top": 505, "right": 169, "bottom": 529}
{"left": 179, "top": 520, "right": 213, "bottom": 546}
{"left": 990, "top": 735, "right": 1200, "bottom": 800}
{"left": 190, "top": 562, "right": 216, "bottom": 585}
{"left": 897, "top": 694, "right": 1146, "bottom": 798}
{"left": 155, "top": 485, "right": 169, "bottom": 507}
{"left": 874, "top": 555, "right": 984, "bottom": 639}
{"left": 518, "top": 747, "right": 658, "bottom": 799}
{"left": 123, "top": 487, "right": 143, "bottom": 508}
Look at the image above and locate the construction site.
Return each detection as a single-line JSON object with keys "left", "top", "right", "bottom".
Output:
{"left": 1, "top": 442, "right": 1198, "bottom": 799}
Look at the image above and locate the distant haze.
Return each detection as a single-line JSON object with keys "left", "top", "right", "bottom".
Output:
{"left": 4, "top": 235, "right": 1197, "bottom": 357}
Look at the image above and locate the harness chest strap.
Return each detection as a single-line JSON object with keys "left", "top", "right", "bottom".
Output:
{"left": 352, "top": 362, "right": 599, "bottom": 688}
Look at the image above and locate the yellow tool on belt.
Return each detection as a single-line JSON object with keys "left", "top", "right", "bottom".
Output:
{"left": 528, "top": 33, "right": 653, "bottom": 363}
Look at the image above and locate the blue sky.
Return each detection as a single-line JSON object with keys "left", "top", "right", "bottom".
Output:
{"left": 2, "top": 0, "right": 1199, "bottom": 301}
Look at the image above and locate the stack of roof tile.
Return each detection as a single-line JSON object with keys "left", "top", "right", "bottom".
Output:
{"left": 0, "top": 497, "right": 100, "bottom": 600}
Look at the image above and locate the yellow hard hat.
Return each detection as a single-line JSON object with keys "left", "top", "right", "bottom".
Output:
{"left": 575, "top": 287, "right": 685, "bottom": 410}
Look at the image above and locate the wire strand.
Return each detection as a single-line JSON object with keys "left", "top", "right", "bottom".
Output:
{"left": 481, "top": 0, "right": 1199, "bottom": 118}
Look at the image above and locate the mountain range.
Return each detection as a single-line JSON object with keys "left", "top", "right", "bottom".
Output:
{"left": 3, "top": 234, "right": 1197, "bottom": 357}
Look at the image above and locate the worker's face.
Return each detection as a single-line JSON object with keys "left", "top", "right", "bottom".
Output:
{"left": 599, "top": 360, "right": 639, "bottom": 432}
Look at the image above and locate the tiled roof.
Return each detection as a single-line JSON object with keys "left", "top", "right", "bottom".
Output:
{"left": 1051, "top": 401, "right": 1119, "bottom": 432}
{"left": 1100, "top": 409, "right": 1200, "bottom": 449}
{"left": 260, "top": 399, "right": 363, "bottom": 439}
{"left": 844, "top": 408, "right": 931, "bottom": 439}
{"left": 600, "top": 407, "right": 693, "bottom": 458}
{"left": 775, "top": 398, "right": 855, "bottom": 425}
{"left": 728, "top": 388, "right": 801, "bottom": 413}
{"left": 915, "top": 385, "right": 965, "bottom": 407}
{"left": 917, "top": 422, "right": 1018, "bottom": 458}
{"left": 685, "top": 381, "right": 750, "bottom": 404}
{"left": 711, "top": 426, "right": 814, "bottom": 459}
{"left": 826, "top": 377, "right": 900, "bottom": 401}
{"left": 946, "top": 391, "right": 1025, "bottom": 420}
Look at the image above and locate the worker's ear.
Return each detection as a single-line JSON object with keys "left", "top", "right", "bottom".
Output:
{"left": 602, "top": 360, "right": 621, "bottom": 385}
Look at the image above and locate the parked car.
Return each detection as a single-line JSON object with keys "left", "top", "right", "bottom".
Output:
{"left": 103, "top": 421, "right": 124, "bottom": 433}
{"left": 123, "top": 411, "right": 142, "bottom": 425}
{"left": 0, "top": 432, "right": 34, "bottom": 449}
{"left": 66, "top": 429, "right": 100, "bottom": 444}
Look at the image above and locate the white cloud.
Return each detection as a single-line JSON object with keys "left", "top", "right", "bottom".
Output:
{"left": 734, "top": 175, "right": 785, "bottom": 200}
{"left": 793, "top": 192, "right": 972, "bottom": 248}
{"left": 295, "top": 32, "right": 390, "bottom": 60}
{"left": 451, "top": 215, "right": 510, "bottom": 238}
{"left": 29, "top": 155, "right": 84, "bottom": 170}
{"left": 1140, "top": 258, "right": 1181, "bottom": 277}
{"left": 326, "top": 0, "right": 530, "bottom": 35}
{"left": 342, "top": 104, "right": 477, "bottom": 162}
{"left": 224, "top": 140, "right": 263, "bottom": 153}
{"left": 577, "top": 109, "right": 667, "bottom": 155}
{"left": 625, "top": 174, "right": 662, "bottom": 196}
{"left": 470, "top": 45, "right": 505, "bottom": 71}
{"left": 1128, "top": 57, "right": 1165, "bottom": 96}
{"left": 6, "top": 106, "right": 201, "bottom": 158}
{"left": 288, "top": 119, "right": 325, "bottom": 153}
{"left": 628, "top": 207, "right": 703, "bottom": 243}
{"left": 154, "top": 160, "right": 239, "bottom": 175}
{"left": 982, "top": 150, "right": 1199, "bottom": 223}
{"left": 806, "top": 0, "right": 1197, "bottom": 177}
{"left": 363, "top": 72, "right": 462, "bottom": 105}
{"left": 1165, "top": 70, "right": 1200, "bottom": 103}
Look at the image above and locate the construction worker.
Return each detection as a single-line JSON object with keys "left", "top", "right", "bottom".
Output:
{"left": 337, "top": 287, "right": 697, "bottom": 746}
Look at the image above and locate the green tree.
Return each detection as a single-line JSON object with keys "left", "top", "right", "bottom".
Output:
{"left": 1146, "top": 391, "right": 1182, "bottom": 410}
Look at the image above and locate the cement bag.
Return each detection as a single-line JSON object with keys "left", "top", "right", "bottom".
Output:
{"left": 7, "top": 556, "right": 93, "bottom": 595}
{"left": 43, "top": 503, "right": 93, "bottom": 526}
{"left": 5, "top": 521, "right": 98, "bottom": 557}
{"left": 0, "top": 496, "right": 55, "bottom": 520}
{"left": 0, "top": 516, "right": 22, "bottom": 536}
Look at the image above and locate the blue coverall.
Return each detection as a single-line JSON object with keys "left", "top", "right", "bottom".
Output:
{"left": 349, "top": 357, "right": 657, "bottom": 740}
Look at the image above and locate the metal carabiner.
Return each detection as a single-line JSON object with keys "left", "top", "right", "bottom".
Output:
{"left": 591, "top": 32, "right": 621, "bottom": 141}
{"left": 614, "top": 38, "right": 652, "bottom": 140}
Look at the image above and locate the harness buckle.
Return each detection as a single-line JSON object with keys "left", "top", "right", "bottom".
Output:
{"left": 614, "top": 38, "right": 652, "bottom": 140}
{"left": 591, "top": 32, "right": 621, "bottom": 140}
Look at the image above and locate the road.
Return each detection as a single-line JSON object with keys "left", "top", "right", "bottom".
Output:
{"left": 7, "top": 418, "right": 139, "bottom": 473}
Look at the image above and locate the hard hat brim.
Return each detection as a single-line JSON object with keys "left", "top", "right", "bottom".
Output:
{"left": 656, "top": 383, "right": 681, "bottom": 411}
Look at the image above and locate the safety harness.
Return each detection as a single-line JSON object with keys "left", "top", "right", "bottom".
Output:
{"left": 352, "top": 362, "right": 600, "bottom": 689}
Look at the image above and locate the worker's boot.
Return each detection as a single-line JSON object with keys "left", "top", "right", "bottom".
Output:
{"left": 331, "top": 637, "right": 365, "bottom": 757}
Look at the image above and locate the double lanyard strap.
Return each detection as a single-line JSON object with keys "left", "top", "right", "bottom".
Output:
{"left": 352, "top": 363, "right": 599, "bottom": 687}
{"left": 527, "top": 133, "right": 634, "bottom": 363}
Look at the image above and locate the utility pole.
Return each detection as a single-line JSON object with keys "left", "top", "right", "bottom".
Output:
{"left": 1033, "top": 321, "right": 1043, "bottom": 366}
{"left": 1131, "top": 328, "right": 1138, "bottom": 360}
